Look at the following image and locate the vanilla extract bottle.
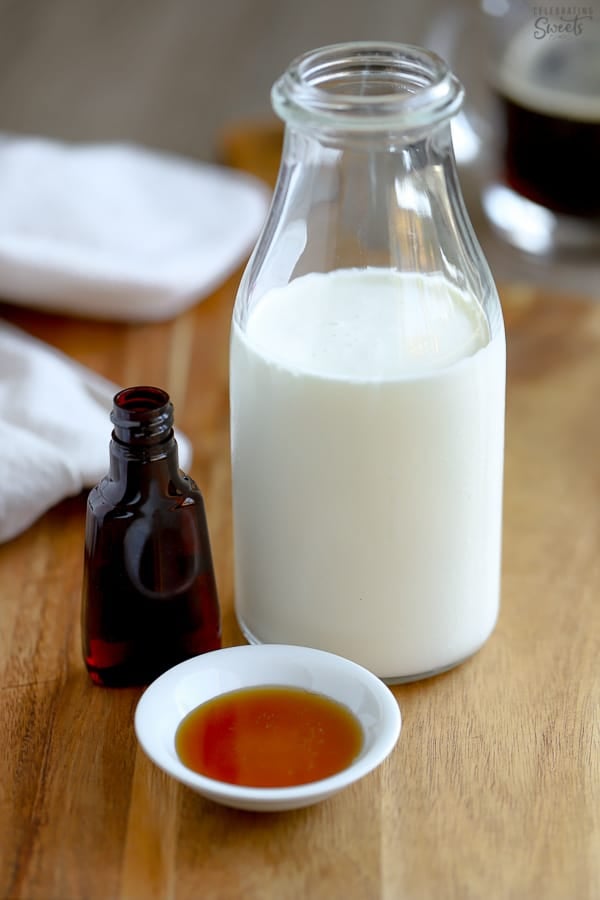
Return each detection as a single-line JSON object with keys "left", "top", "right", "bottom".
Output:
{"left": 82, "top": 385, "right": 221, "bottom": 687}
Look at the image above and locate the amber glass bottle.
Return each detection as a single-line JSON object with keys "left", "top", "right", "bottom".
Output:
{"left": 82, "top": 386, "right": 221, "bottom": 687}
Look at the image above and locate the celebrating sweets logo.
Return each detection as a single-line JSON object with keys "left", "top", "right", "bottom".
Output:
{"left": 532, "top": 6, "right": 594, "bottom": 37}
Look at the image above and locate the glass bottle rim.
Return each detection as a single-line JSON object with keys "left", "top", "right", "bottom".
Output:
{"left": 272, "top": 41, "right": 464, "bottom": 133}
{"left": 111, "top": 385, "right": 174, "bottom": 445}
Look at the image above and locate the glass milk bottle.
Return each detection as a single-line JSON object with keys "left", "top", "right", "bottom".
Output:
{"left": 230, "top": 42, "right": 506, "bottom": 682}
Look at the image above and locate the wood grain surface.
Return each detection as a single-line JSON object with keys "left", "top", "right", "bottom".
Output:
{"left": 1, "top": 131, "right": 599, "bottom": 900}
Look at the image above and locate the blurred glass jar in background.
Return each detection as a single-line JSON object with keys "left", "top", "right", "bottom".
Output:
{"left": 428, "top": 0, "right": 600, "bottom": 256}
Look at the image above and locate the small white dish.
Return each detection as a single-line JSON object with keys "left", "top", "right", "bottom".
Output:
{"left": 134, "top": 643, "right": 401, "bottom": 812}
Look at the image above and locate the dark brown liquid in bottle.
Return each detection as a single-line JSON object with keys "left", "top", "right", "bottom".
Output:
{"left": 499, "top": 92, "right": 600, "bottom": 217}
{"left": 82, "top": 386, "right": 221, "bottom": 687}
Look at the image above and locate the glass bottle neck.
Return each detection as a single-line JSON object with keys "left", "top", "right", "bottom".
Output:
{"left": 267, "top": 40, "right": 470, "bottom": 286}
{"left": 105, "top": 385, "right": 187, "bottom": 495}
{"left": 278, "top": 119, "right": 458, "bottom": 267}
{"left": 108, "top": 435, "right": 184, "bottom": 492}
{"left": 235, "top": 41, "right": 502, "bottom": 343}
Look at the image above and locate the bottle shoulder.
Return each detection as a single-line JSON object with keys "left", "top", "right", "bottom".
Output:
{"left": 87, "top": 470, "right": 204, "bottom": 518}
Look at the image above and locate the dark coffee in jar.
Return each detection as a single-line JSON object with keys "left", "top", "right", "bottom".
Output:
{"left": 492, "top": 26, "right": 600, "bottom": 218}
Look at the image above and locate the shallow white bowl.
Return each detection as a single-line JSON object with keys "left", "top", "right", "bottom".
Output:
{"left": 134, "top": 643, "right": 401, "bottom": 812}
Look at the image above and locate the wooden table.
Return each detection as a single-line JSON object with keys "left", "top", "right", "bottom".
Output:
{"left": 1, "top": 134, "right": 599, "bottom": 899}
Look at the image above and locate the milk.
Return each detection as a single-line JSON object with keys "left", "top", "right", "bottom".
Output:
{"left": 230, "top": 268, "right": 505, "bottom": 680}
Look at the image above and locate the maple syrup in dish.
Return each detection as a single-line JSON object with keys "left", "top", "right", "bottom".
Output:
{"left": 134, "top": 643, "right": 402, "bottom": 811}
{"left": 175, "top": 685, "right": 364, "bottom": 787}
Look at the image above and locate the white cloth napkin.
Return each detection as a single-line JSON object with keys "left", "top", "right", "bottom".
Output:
{"left": 0, "top": 321, "right": 192, "bottom": 543}
{"left": 0, "top": 136, "right": 269, "bottom": 321}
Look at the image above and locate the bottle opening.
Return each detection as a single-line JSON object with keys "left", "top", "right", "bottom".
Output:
{"left": 111, "top": 385, "right": 174, "bottom": 445}
{"left": 114, "top": 385, "right": 170, "bottom": 415}
{"left": 272, "top": 41, "right": 463, "bottom": 132}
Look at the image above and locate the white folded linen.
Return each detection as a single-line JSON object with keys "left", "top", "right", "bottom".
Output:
{"left": 0, "top": 136, "right": 269, "bottom": 321}
{"left": 0, "top": 321, "right": 191, "bottom": 543}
